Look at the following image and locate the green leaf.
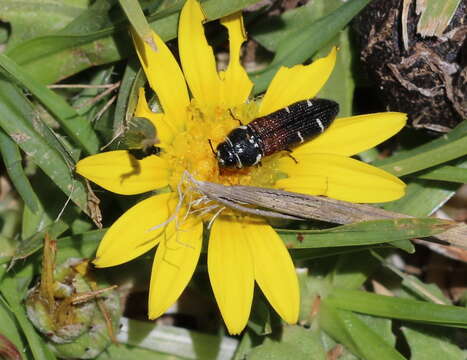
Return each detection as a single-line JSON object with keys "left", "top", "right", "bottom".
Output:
{"left": 374, "top": 120, "right": 467, "bottom": 177}
{"left": 290, "top": 246, "right": 391, "bottom": 262}
{"left": 248, "top": 342, "right": 309, "bottom": 360}
{"left": 0, "top": 0, "right": 90, "bottom": 46}
{"left": 6, "top": 0, "right": 262, "bottom": 84}
{"left": 279, "top": 217, "right": 452, "bottom": 249}
{"left": 250, "top": 1, "right": 326, "bottom": 52}
{"left": 381, "top": 179, "right": 460, "bottom": 216}
{"left": 319, "top": 304, "right": 405, "bottom": 360}
{"left": 401, "top": 324, "right": 465, "bottom": 360}
{"left": 315, "top": 29, "right": 354, "bottom": 118}
{"left": 371, "top": 252, "right": 451, "bottom": 304}
{"left": 10, "top": 222, "right": 68, "bottom": 266}
{"left": 251, "top": 0, "right": 370, "bottom": 94}
{"left": 0, "top": 53, "right": 100, "bottom": 154}
{"left": 282, "top": 326, "right": 326, "bottom": 360}
{"left": 0, "top": 129, "right": 40, "bottom": 212}
{"left": 0, "top": 76, "right": 88, "bottom": 212}
{"left": 416, "top": 0, "right": 463, "bottom": 37}
{"left": 325, "top": 289, "right": 467, "bottom": 327}
{"left": 112, "top": 59, "right": 143, "bottom": 141}
{"left": 119, "top": 0, "right": 154, "bottom": 45}
{"left": 0, "top": 300, "right": 24, "bottom": 355}
{"left": 328, "top": 251, "right": 380, "bottom": 290}
{"left": 415, "top": 163, "right": 467, "bottom": 183}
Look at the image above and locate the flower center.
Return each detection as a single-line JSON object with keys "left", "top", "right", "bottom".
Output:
{"left": 161, "top": 100, "right": 282, "bottom": 198}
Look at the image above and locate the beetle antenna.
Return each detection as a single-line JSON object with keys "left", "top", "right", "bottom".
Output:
{"left": 229, "top": 108, "right": 243, "bottom": 125}
{"left": 208, "top": 139, "right": 216, "bottom": 155}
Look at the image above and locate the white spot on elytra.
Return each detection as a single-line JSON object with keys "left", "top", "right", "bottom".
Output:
{"left": 297, "top": 131, "right": 304, "bottom": 143}
{"left": 239, "top": 125, "right": 247, "bottom": 129}
{"left": 234, "top": 153, "right": 243, "bottom": 168}
{"left": 306, "top": 99, "right": 313, "bottom": 107}
{"left": 316, "top": 118, "right": 324, "bottom": 132}
{"left": 285, "top": 107, "right": 290, "bottom": 113}
{"left": 253, "top": 154, "right": 262, "bottom": 165}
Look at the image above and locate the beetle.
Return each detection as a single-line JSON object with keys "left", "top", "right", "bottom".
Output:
{"left": 216, "top": 98, "right": 339, "bottom": 168}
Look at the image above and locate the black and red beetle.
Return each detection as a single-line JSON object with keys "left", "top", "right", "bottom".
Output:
{"left": 216, "top": 98, "right": 339, "bottom": 168}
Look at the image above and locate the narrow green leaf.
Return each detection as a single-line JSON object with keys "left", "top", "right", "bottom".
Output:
{"left": 381, "top": 179, "right": 460, "bottom": 216}
{"left": 319, "top": 304, "right": 405, "bottom": 360}
{"left": 10, "top": 222, "right": 68, "bottom": 266}
{"left": 0, "top": 129, "right": 39, "bottom": 212}
{"left": 416, "top": 0, "right": 462, "bottom": 37}
{"left": 279, "top": 217, "right": 452, "bottom": 249}
{"left": 112, "top": 59, "right": 142, "bottom": 139}
{"left": 119, "top": 0, "right": 154, "bottom": 46}
{"left": 0, "top": 77, "right": 88, "bottom": 212}
{"left": 416, "top": 163, "right": 467, "bottom": 183}
{"left": 251, "top": 0, "right": 370, "bottom": 94}
{"left": 0, "top": 301, "right": 24, "bottom": 356}
{"left": 326, "top": 289, "right": 467, "bottom": 327}
{"left": 401, "top": 324, "right": 464, "bottom": 360}
{"left": 7, "top": 0, "right": 262, "bottom": 84}
{"left": 315, "top": 29, "right": 354, "bottom": 117}
{"left": 290, "top": 246, "right": 392, "bottom": 262}
{"left": 371, "top": 252, "right": 451, "bottom": 305}
{"left": 374, "top": 120, "right": 467, "bottom": 177}
{"left": 250, "top": 1, "right": 325, "bottom": 52}
{"left": 0, "top": 54, "right": 99, "bottom": 154}
{"left": 0, "top": 0, "right": 90, "bottom": 46}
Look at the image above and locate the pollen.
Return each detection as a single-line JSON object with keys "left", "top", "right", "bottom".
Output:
{"left": 161, "top": 100, "right": 282, "bottom": 200}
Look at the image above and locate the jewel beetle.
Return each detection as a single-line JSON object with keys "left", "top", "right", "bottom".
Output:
{"left": 216, "top": 98, "right": 339, "bottom": 168}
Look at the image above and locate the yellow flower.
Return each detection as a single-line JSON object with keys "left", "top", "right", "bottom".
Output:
{"left": 76, "top": 0, "right": 406, "bottom": 334}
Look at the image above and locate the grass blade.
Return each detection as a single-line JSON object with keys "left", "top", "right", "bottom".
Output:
{"left": 0, "top": 130, "right": 40, "bottom": 212}
{"left": 279, "top": 217, "right": 453, "bottom": 249}
{"left": 6, "top": 0, "right": 262, "bottom": 85}
{"left": 0, "top": 77, "right": 87, "bottom": 212}
{"left": 415, "top": 163, "right": 467, "bottom": 183}
{"left": 325, "top": 288, "right": 467, "bottom": 327}
{"left": 374, "top": 120, "right": 467, "bottom": 177}
{"left": 319, "top": 304, "right": 405, "bottom": 360}
{"left": 251, "top": 0, "right": 370, "bottom": 94}
{"left": 0, "top": 54, "right": 99, "bottom": 154}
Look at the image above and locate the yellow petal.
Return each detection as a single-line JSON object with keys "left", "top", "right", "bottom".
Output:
{"left": 148, "top": 216, "right": 203, "bottom": 319}
{"left": 76, "top": 150, "right": 168, "bottom": 195}
{"left": 208, "top": 217, "right": 254, "bottom": 335}
{"left": 134, "top": 87, "right": 177, "bottom": 146}
{"left": 244, "top": 219, "right": 299, "bottom": 324}
{"left": 294, "top": 112, "right": 408, "bottom": 156}
{"left": 132, "top": 29, "right": 189, "bottom": 130}
{"left": 179, "top": 0, "right": 222, "bottom": 112}
{"left": 219, "top": 12, "right": 253, "bottom": 108}
{"left": 258, "top": 47, "right": 337, "bottom": 117}
{"left": 94, "top": 193, "right": 173, "bottom": 267}
{"left": 277, "top": 153, "right": 406, "bottom": 203}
